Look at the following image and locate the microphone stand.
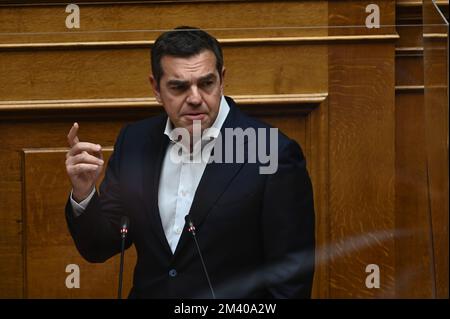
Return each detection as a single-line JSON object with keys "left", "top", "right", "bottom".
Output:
{"left": 187, "top": 217, "right": 216, "bottom": 299}
{"left": 118, "top": 216, "right": 129, "bottom": 299}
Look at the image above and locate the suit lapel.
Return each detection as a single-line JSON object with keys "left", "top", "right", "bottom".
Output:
{"left": 173, "top": 100, "right": 248, "bottom": 258}
{"left": 142, "top": 117, "right": 173, "bottom": 256}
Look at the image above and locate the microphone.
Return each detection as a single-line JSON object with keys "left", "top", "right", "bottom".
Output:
{"left": 185, "top": 215, "right": 216, "bottom": 299}
{"left": 118, "top": 216, "right": 129, "bottom": 299}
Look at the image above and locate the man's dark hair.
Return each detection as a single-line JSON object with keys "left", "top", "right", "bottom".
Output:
{"left": 151, "top": 26, "right": 224, "bottom": 87}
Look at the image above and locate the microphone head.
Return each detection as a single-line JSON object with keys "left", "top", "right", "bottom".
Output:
{"left": 120, "top": 216, "right": 129, "bottom": 229}
{"left": 120, "top": 216, "right": 129, "bottom": 237}
{"left": 185, "top": 215, "right": 196, "bottom": 234}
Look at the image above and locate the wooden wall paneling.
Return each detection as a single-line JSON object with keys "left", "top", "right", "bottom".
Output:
{"left": 327, "top": 0, "right": 397, "bottom": 298}
{"left": 327, "top": 0, "right": 395, "bottom": 35}
{"left": 395, "top": 52, "right": 424, "bottom": 86}
{"left": 394, "top": 91, "right": 435, "bottom": 297}
{"left": 395, "top": 0, "right": 449, "bottom": 298}
{"left": 1, "top": 0, "right": 291, "bottom": 4}
{"left": 424, "top": 40, "right": 450, "bottom": 297}
{"left": 396, "top": 26, "right": 424, "bottom": 48}
{"left": 423, "top": 0, "right": 449, "bottom": 299}
{"left": 0, "top": 149, "right": 23, "bottom": 297}
{"left": 0, "top": 44, "right": 328, "bottom": 101}
{"left": 0, "top": 1, "right": 328, "bottom": 44}
{"left": 328, "top": 42, "right": 396, "bottom": 298}
{"left": 423, "top": 33, "right": 449, "bottom": 298}
{"left": 396, "top": 1, "right": 423, "bottom": 48}
{"left": 0, "top": 181, "right": 23, "bottom": 298}
{"left": 0, "top": 110, "right": 24, "bottom": 298}
{"left": 0, "top": 47, "right": 152, "bottom": 101}
{"left": 223, "top": 44, "right": 328, "bottom": 95}
{"left": 307, "top": 98, "right": 330, "bottom": 298}
{"left": 0, "top": 150, "right": 21, "bottom": 181}
{"left": 394, "top": 0, "right": 436, "bottom": 298}
{"left": 435, "top": 0, "right": 449, "bottom": 20}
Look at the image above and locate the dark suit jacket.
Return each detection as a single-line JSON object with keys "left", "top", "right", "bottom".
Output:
{"left": 65, "top": 96, "right": 315, "bottom": 299}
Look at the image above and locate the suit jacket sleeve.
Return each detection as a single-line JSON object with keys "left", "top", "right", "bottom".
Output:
{"left": 65, "top": 125, "right": 133, "bottom": 263}
{"left": 261, "top": 139, "right": 315, "bottom": 298}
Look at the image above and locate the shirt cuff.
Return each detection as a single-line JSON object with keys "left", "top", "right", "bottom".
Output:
{"left": 70, "top": 188, "right": 96, "bottom": 217}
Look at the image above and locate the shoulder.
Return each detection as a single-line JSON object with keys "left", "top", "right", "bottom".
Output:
{"left": 116, "top": 113, "right": 167, "bottom": 142}
{"left": 227, "top": 99, "right": 296, "bottom": 154}
{"left": 125, "top": 113, "right": 167, "bottom": 135}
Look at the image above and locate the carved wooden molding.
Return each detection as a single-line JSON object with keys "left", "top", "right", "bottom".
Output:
{"left": 397, "top": 1, "right": 423, "bottom": 7}
{"left": 395, "top": 47, "right": 424, "bottom": 57}
{"left": 423, "top": 33, "right": 448, "bottom": 38}
{"left": 395, "top": 85, "right": 425, "bottom": 92}
{"left": 1, "top": 0, "right": 269, "bottom": 6}
{"left": 0, "top": 35, "right": 400, "bottom": 51}
{"left": 0, "top": 93, "right": 328, "bottom": 112}
{"left": 397, "top": 0, "right": 449, "bottom": 7}
{"left": 396, "top": 47, "right": 424, "bottom": 52}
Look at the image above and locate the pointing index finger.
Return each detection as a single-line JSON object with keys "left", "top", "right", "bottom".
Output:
{"left": 67, "top": 122, "right": 80, "bottom": 147}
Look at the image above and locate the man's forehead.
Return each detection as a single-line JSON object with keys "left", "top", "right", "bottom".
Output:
{"left": 161, "top": 52, "right": 216, "bottom": 74}
{"left": 162, "top": 65, "right": 218, "bottom": 83}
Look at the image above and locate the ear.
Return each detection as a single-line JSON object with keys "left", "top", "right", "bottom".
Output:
{"left": 220, "top": 67, "right": 226, "bottom": 94}
{"left": 149, "top": 75, "right": 162, "bottom": 104}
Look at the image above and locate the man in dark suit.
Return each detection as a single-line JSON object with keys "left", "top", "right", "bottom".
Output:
{"left": 65, "top": 27, "right": 315, "bottom": 298}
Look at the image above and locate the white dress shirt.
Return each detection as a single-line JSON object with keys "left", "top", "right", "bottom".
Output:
{"left": 71, "top": 96, "right": 230, "bottom": 254}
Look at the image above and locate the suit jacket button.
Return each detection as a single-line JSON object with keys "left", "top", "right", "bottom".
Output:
{"left": 169, "top": 269, "right": 177, "bottom": 277}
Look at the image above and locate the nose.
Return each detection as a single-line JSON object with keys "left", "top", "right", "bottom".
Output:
{"left": 186, "top": 85, "right": 202, "bottom": 107}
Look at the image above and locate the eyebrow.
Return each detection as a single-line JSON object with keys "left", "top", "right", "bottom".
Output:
{"left": 198, "top": 73, "right": 217, "bottom": 82}
{"left": 166, "top": 73, "right": 217, "bottom": 86}
{"left": 167, "top": 79, "right": 189, "bottom": 87}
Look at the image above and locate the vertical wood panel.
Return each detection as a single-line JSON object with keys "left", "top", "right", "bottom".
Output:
{"left": 395, "top": 92, "right": 434, "bottom": 297}
{"left": 423, "top": 0, "right": 449, "bottom": 299}
{"left": 0, "top": 181, "right": 23, "bottom": 298}
{"left": 423, "top": 38, "right": 449, "bottom": 299}
{"left": 308, "top": 99, "right": 330, "bottom": 298}
{"left": 328, "top": 43, "right": 396, "bottom": 297}
{"left": 394, "top": 0, "right": 443, "bottom": 298}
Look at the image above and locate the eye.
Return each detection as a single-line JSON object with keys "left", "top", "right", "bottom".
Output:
{"left": 200, "top": 80, "right": 214, "bottom": 88}
{"left": 170, "top": 84, "right": 188, "bottom": 91}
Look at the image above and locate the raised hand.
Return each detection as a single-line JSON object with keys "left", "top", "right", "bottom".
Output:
{"left": 65, "top": 123, "right": 104, "bottom": 202}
